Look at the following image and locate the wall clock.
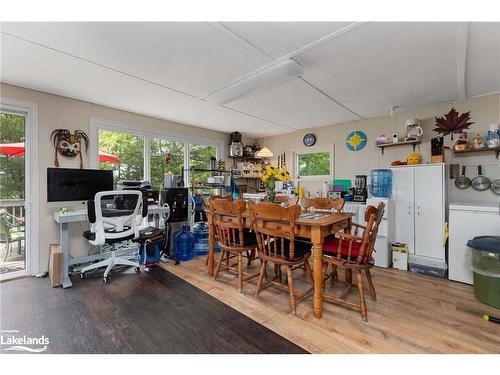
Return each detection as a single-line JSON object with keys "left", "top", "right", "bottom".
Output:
{"left": 346, "top": 130, "right": 368, "bottom": 151}
{"left": 303, "top": 133, "right": 316, "bottom": 147}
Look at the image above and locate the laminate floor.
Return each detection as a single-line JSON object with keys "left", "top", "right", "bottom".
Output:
{"left": 162, "top": 256, "right": 500, "bottom": 353}
{"left": 0, "top": 267, "right": 308, "bottom": 354}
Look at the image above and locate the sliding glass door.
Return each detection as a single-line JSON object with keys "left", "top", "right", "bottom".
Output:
{"left": 0, "top": 112, "right": 27, "bottom": 275}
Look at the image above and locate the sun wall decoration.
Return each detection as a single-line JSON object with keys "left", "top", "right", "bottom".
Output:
{"left": 345, "top": 130, "right": 368, "bottom": 151}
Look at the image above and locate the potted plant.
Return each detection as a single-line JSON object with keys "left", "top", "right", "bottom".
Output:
{"left": 261, "top": 165, "right": 290, "bottom": 203}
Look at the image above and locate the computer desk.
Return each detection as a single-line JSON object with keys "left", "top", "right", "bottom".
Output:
{"left": 53, "top": 205, "right": 168, "bottom": 288}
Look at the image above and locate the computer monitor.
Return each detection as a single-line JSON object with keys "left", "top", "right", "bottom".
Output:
{"left": 47, "top": 168, "right": 114, "bottom": 202}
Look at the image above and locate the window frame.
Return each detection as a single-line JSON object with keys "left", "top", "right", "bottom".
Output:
{"left": 89, "top": 117, "right": 224, "bottom": 186}
{"left": 293, "top": 145, "right": 334, "bottom": 181}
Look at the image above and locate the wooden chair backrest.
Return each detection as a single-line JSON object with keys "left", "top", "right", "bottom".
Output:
{"left": 249, "top": 202, "right": 302, "bottom": 260}
{"left": 275, "top": 196, "right": 299, "bottom": 207}
{"left": 210, "top": 199, "right": 247, "bottom": 250}
{"left": 300, "top": 197, "right": 345, "bottom": 212}
{"left": 203, "top": 194, "right": 232, "bottom": 207}
{"left": 355, "top": 202, "right": 385, "bottom": 264}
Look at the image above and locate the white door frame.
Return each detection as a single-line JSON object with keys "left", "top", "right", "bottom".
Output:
{"left": 0, "top": 97, "right": 39, "bottom": 280}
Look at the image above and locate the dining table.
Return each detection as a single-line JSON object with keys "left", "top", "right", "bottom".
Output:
{"left": 206, "top": 207, "right": 354, "bottom": 319}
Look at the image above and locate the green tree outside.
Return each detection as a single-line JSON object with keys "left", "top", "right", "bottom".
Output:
{"left": 298, "top": 152, "right": 330, "bottom": 176}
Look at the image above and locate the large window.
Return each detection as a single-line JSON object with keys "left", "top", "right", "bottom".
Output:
{"left": 92, "top": 118, "right": 222, "bottom": 189}
{"left": 294, "top": 148, "right": 333, "bottom": 179}
{"left": 98, "top": 129, "right": 144, "bottom": 188}
{"left": 150, "top": 138, "right": 184, "bottom": 190}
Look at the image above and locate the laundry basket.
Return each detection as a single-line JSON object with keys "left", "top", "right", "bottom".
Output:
{"left": 467, "top": 236, "right": 500, "bottom": 309}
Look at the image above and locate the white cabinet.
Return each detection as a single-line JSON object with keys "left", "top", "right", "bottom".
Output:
{"left": 449, "top": 204, "right": 500, "bottom": 284}
{"left": 392, "top": 166, "right": 415, "bottom": 254}
{"left": 391, "top": 164, "right": 446, "bottom": 267}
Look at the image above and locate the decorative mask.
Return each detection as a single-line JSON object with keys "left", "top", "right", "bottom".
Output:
{"left": 50, "top": 129, "right": 89, "bottom": 169}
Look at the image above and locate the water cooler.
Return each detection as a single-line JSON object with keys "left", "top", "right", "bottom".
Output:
{"left": 367, "top": 169, "right": 393, "bottom": 268}
{"left": 366, "top": 197, "right": 393, "bottom": 268}
{"left": 161, "top": 187, "right": 189, "bottom": 259}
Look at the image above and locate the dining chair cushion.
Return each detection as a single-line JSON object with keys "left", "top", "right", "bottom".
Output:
{"left": 240, "top": 230, "right": 258, "bottom": 247}
{"left": 322, "top": 236, "right": 362, "bottom": 258}
{"left": 265, "top": 239, "right": 311, "bottom": 260}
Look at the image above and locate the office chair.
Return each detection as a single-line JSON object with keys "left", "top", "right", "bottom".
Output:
{"left": 80, "top": 190, "right": 147, "bottom": 283}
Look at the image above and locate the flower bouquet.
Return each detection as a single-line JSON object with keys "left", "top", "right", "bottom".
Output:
{"left": 261, "top": 165, "right": 290, "bottom": 202}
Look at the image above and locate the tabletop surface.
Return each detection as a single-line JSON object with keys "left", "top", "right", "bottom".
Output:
{"left": 206, "top": 208, "right": 354, "bottom": 227}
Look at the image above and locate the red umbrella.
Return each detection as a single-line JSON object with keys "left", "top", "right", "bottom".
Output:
{"left": 0, "top": 142, "right": 25, "bottom": 156}
{"left": 98, "top": 151, "right": 121, "bottom": 163}
{"left": 0, "top": 142, "right": 121, "bottom": 163}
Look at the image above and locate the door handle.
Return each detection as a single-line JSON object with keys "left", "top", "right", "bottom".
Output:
{"left": 417, "top": 205, "right": 421, "bottom": 215}
{"left": 408, "top": 205, "right": 411, "bottom": 215}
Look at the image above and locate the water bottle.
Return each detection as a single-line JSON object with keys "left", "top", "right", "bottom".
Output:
{"left": 174, "top": 225, "right": 194, "bottom": 261}
{"left": 370, "top": 169, "right": 393, "bottom": 198}
{"left": 193, "top": 222, "right": 209, "bottom": 256}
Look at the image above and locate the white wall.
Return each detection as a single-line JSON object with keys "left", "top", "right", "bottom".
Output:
{"left": 259, "top": 93, "right": 500, "bottom": 205}
{"left": 1, "top": 83, "right": 232, "bottom": 274}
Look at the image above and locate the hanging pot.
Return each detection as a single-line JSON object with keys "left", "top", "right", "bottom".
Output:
{"left": 455, "top": 166, "right": 471, "bottom": 190}
{"left": 490, "top": 178, "right": 500, "bottom": 195}
{"left": 471, "top": 165, "right": 491, "bottom": 191}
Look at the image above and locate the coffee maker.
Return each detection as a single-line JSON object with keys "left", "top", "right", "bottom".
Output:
{"left": 353, "top": 175, "right": 367, "bottom": 203}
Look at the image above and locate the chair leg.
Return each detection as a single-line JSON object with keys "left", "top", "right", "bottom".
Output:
{"left": 247, "top": 248, "right": 256, "bottom": 268}
{"left": 3, "top": 241, "right": 10, "bottom": 262}
{"left": 356, "top": 270, "right": 368, "bottom": 322}
{"left": 322, "top": 261, "right": 328, "bottom": 291}
{"left": 330, "top": 264, "right": 338, "bottom": 289}
{"left": 304, "top": 260, "right": 314, "bottom": 286}
{"left": 255, "top": 260, "right": 267, "bottom": 298}
{"left": 286, "top": 266, "right": 297, "bottom": 316}
{"left": 225, "top": 250, "right": 230, "bottom": 271}
{"left": 345, "top": 268, "right": 352, "bottom": 284}
{"left": 365, "top": 268, "right": 377, "bottom": 301}
{"left": 214, "top": 250, "right": 225, "bottom": 281}
{"left": 237, "top": 253, "right": 243, "bottom": 292}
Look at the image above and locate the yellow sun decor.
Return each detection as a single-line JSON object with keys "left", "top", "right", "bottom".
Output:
{"left": 346, "top": 130, "right": 368, "bottom": 151}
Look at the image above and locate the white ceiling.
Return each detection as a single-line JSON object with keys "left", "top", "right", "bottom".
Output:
{"left": 1, "top": 22, "right": 499, "bottom": 137}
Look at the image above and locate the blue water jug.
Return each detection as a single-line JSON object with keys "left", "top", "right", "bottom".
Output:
{"left": 174, "top": 225, "right": 194, "bottom": 261}
{"left": 193, "top": 222, "right": 209, "bottom": 256}
{"left": 370, "top": 169, "right": 392, "bottom": 198}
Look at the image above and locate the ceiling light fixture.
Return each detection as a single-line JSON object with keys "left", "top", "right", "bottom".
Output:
{"left": 207, "top": 59, "right": 303, "bottom": 105}
{"left": 256, "top": 137, "right": 273, "bottom": 158}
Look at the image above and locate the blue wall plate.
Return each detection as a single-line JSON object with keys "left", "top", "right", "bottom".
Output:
{"left": 346, "top": 131, "right": 368, "bottom": 151}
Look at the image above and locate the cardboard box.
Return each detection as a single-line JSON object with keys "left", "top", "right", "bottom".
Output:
{"left": 392, "top": 243, "right": 408, "bottom": 270}
{"left": 431, "top": 155, "right": 444, "bottom": 163}
{"left": 49, "top": 244, "right": 62, "bottom": 287}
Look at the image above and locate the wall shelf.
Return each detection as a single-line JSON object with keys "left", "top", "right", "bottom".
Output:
{"left": 452, "top": 146, "right": 500, "bottom": 159}
{"left": 376, "top": 140, "right": 421, "bottom": 155}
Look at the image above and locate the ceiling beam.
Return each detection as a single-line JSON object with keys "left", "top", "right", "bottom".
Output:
{"left": 456, "top": 22, "right": 469, "bottom": 100}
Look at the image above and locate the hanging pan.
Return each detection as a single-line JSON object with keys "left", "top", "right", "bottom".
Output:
{"left": 455, "top": 166, "right": 471, "bottom": 189}
{"left": 471, "top": 165, "right": 491, "bottom": 191}
{"left": 490, "top": 177, "right": 500, "bottom": 195}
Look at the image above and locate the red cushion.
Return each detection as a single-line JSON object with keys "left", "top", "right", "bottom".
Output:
{"left": 323, "top": 236, "right": 362, "bottom": 258}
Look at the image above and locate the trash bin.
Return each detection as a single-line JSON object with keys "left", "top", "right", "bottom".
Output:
{"left": 467, "top": 236, "right": 500, "bottom": 309}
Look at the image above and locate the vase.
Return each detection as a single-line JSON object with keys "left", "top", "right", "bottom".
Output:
{"left": 266, "top": 180, "right": 276, "bottom": 203}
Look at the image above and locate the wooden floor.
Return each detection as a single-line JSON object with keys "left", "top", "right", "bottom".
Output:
{"left": 162, "top": 256, "right": 500, "bottom": 354}
{"left": 0, "top": 267, "right": 307, "bottom": 354}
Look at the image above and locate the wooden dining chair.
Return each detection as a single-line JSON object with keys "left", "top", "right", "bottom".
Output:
{"left": 211, "top": 199, "right": 260, "bottom": 292}
{"left": 274, "top": 196, "right": 299, "bottom": 207}
{"left": 321, "top": 202, "right": 385, "bottom": 321}
{"left": 300, "top": 197, "right": 345, "bottom": 212}
{"left": 249, "top": 202, "right": 314, "bottom": 315}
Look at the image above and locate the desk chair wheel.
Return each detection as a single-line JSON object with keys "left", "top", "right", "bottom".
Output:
{"left": 134, "top": 266, "right": 141, "bottom": 273}
{"left": 103, "top": 276, "right": 110, "bottom": 283}
{"left": 80, "top": 272, "right": 87, "bottom": 279}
